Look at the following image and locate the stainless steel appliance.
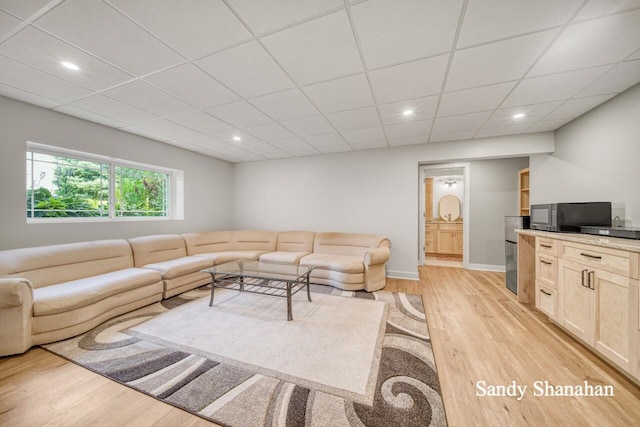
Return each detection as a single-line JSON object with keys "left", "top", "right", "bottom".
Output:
{"left": 505, "top": 216, "right": 530, "bottom": 294}
{"left": 530, "top": 202, "right": 611, "bottom": 232}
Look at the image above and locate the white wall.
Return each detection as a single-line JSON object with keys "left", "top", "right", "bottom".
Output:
{"left": 0, "top": 96, "right": 234, "bottom": 249}
{"left": 233, "top": 133, "right": 554, "bottom": 279}
{"left": 530, "top": 83, "right": 640, "bottom": 227}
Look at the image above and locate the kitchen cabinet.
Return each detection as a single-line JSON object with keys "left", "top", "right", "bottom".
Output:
{"left": 518, "top": 167, "right": 529, "bottom": 216}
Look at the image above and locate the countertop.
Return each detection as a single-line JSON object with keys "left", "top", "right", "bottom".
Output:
{"left": 516, "top": 229, "right": 640, "bottom": 254}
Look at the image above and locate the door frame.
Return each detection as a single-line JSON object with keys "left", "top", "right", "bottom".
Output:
{"left": 419, "top": 162, "right": 470, "bottom": 269}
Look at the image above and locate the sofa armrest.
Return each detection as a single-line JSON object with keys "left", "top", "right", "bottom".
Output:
{"left": 0, "top": 278, "right": 34, "bottom": 356}
{"left": 364, "top": 246, "right": 391, "bottom": 266}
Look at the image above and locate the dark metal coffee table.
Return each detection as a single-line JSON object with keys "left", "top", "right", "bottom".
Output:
{"left": 201, "top": 260, "right": 314, "bottom": 321}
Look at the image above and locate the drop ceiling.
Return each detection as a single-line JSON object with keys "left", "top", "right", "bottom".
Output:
{"left": 1, "top": 0, "right": 639, "bottom": 163}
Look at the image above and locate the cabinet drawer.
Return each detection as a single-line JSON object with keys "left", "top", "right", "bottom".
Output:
{"left": 536, "top": 237, "right": 558, "bottom": 256}
{"left": 535, "top": 279, "right": 556, "bottom": 319}
{"left": 426, "top": 223, "right": 438, "bottom": 230}
{"left": 560, "top": 241, "right": 635, "bottom": 278}
{"left": 536, "top": 253, "right": 557, "bottom": 289}
{"left": 439, "top": 223, "right": 462, "bottom": 231}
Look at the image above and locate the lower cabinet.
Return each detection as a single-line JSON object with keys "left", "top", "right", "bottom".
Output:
{"left": 425, "top": 221, "right": 463, "bottom": 256}
{"left": 535, "top": 279, "right": 556, "bottom": 320}
{"left": 557, "top": 258, "right": 636, "bottom": 372}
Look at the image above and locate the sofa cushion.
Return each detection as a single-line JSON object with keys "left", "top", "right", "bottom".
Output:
{"left": 183, "top": 231, "right": 234, "bottom": 255}
{"left": 0, "top": 240, "right": 133, "bottom": 289}
{"left": 194, "top": 250, "right": 269, "bottom": 265}
{"left": 141, "top": 256, "right": 212, "bottom": 280}
{"left": 260, "top": 251, "right": 311, "bottom": 264}
{"left": 128, "top": 234, "right": 188, "bottom": 267}
{"left": 33, "top": 268, "right": 161, "bottom": 316}
{"left": 299, "top": 253, "right": 365, "bottom": 274}
{"left": 313, "top": 232, "right": 389, "bottom": 257}
{"left": 233, "top": 230, "right": 277, "bottom": 252}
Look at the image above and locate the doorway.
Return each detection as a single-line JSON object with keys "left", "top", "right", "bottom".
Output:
{"left": 420, "top": 163, "right": 470, "bottom": 268}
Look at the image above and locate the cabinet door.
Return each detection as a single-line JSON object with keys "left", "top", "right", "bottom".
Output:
{"left": 558, "top": 259, "right": 595, "bottom": 344}
{"left": 437, "top": 230, "right": 454, "bottom": 254}
{"left": 453, "top": 231, "right": 463, "bottom": 255}
{"left": 593, "top": 270, "right": 632, "bottom": 370}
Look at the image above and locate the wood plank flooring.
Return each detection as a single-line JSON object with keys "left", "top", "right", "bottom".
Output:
{"left": 1, "top": 266, "right": 639, "bottom": 426}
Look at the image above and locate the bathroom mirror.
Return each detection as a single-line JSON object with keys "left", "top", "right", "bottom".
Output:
{"left": 439, "top": 195, "right": 461, "bottom": 221}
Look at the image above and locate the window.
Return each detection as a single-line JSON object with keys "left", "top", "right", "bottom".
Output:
{"left": 26, "top": 142, "right": 183, "bottom": 222}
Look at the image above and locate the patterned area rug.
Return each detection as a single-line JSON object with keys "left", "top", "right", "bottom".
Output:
{"left": 43, "top": 285, "right": 446, "bottom": 427}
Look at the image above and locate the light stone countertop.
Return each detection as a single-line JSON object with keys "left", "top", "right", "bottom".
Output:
{"left": 516, "top": 229, "right": 640, "bottom": 254}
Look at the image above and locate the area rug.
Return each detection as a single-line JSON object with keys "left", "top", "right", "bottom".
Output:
{"left": 43, "top": 285, "right": 446, "bottom": 427}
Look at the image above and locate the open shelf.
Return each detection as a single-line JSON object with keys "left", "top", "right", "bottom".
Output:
{"left": 519, "top": 168, "right": 530, "bottom": 216}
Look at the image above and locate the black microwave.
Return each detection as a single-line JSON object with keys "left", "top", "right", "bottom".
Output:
{"left": 530, "top": 202, "right": 611, "bottom": 232}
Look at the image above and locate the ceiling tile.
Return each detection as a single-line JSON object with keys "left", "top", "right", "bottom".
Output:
{"left": 475, "top": 125, "right": 530, "bottom": 138}
{"left": 205, "top": 100, "right": 273, "bottom": 128}
{"left": 432, "top": 111, "right": 492, "bottom": 134}
{"left": 144, "top": 63, "right": 239, "bottom": 109}
{"left": 577, "top": 60, "right": 640, "bottom": 97}
{"left": 326, "top": 106, "right": 381, "bottom": 131}
{"left": 429, "top": 130, "right": 476, "bottom": 143}
{"left": 484, "top": 101, "right": 563, "bottom": 128}
{"left": 531, "top": 10, "right": 640, "bottom": 76}
{"left": 0, "top": 9, "right": 20, "bottom": 38}
{"left": 233, "top": 138, "right": 288, "bottom": 158}
{"left": 385, "top": 119, "right": 433, "bottom": 139}
{"left": 119, "top": 126, "right": 171, "bottom": 141}
{"left": 574, "top": 0, "right": 640, "bottom": 21}
{"left": 130, "top": 117, "right": 202, "bottom": 139}
{"left": 302, "top": 74, "right": 373, "bottom": 113}
{"left": 244, "top": 123, "right": 296, "bottom": 142}
{"left": 187, "top": 135, "right": 264, "bottom": 161}
{"left": 195, "top": 41, "right": 294, "bottom": 98}
{"left": 249, "top": 88, "right": 319, "bottom": 121}
{"left": 104, "top": 80, "right": 192, "bottom": 117}
{"left": 54, "top": 105, "right": 129, "bottom": 128}
{"left": 66, "top": 94, "right": 160, "bottom": 126}
{"left": 387, "top": 135, "right": 428, "bottom": 146}
{"left": 377, "top": 95, "right": 439, "bottom": 124}
{"left": 438, "top": 82, "right": 516, "bottom": 117}
{"left": 525, "top": 119, "right": 571, "bottom": 133}
{"left": 0, "top": 0, "right": 51, "bottom": 19}
{"left": 34, "top": 0, "right": 183, "bottom": 76}
{"left": 281, "top": 115, "right": 334, "bottom": 136}
{"left": 164, "top": 109, "right": 233, "bottom": 135}
{"left": 261, "top": 11, "right": 363, "bottom": 85}
{"left": 269, "top": 137, "right": 319, "bottom": 156}
{"left": 0, "top": 54, "right": 92, "bottom": 102}
{"left": 351, "top": 140, "right": 388, "bottom": 150}
{"left": 543, "top": 94, "right": 615, "bottom": 121}
{"left": 446, "top": 30, "right": 557, "bottom": 91}
{"left": 109, "top": 0, "right": 251, "bottom": 59}
{"left": 340, "top": 126, "right": 386, "bottom": 144}
{"left": 628, "top": 49, "right": 640, "bottom": 61}
{"left": 369, "top": 54, "right": 449, "bottom": 104}
{"left": 458, "top": 0, "right": 581, "bottom": 48}
{"left": 304, "top": 132, "right": 350, "bottom": 149}
{"left": 318, "top": 144, "right": 353, "bottom": 154}
{"left": 502, "top": 66, "right": 612, "bottom": 107}
{"left": 0, "top": 82, "right": 60, "bottom": 108}
{"left": 226, "top": 0, "right": 343, "bottom": 34}
{"left": 212, "top": 129, "right": 262, "bottom": 144}
{"left": 0, "top": 27, "right": 133, "bottom": 91}
{"left": 351, "top": 0, "right": 462, "bottom": 68}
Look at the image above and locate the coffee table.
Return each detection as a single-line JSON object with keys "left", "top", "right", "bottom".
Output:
{"left": 201, "top": 260, "right": 314, "bottom": 321}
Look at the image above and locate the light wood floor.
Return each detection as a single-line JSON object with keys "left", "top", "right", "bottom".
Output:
{"left": 1, "top": 266, "right": 639, "bottom": 426}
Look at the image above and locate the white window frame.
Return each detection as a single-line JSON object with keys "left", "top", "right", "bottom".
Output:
{"left": 26, "top": 142, "right": 184, "bottom": 223}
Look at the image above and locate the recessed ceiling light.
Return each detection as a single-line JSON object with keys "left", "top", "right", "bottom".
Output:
{"left": 232, "top": 136, "right": 242, "bottom": 141}
{"left": 402, "top": 109, "right": 414, "bottom": 116}
{"left": 512, "top": 113, "right": 525, "bottom": 119}
{"left": 61, "top": 61, "right": 80, "bottom": 71}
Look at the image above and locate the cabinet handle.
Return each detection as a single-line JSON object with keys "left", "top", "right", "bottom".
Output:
{"left": 540, "top": 244, "right": 552, "bottom": 248}
{"left": 588, "top": 271, "right": 595, "bottom": 290}
{"left": 580, "top": 252, "right": 602, "bottom": 260}
{"left": 540, "top": 259, "right": 552, "bottom": 265}
{"left": 581, "top": 269, "right": 588, "bottom": 287}
{"left": 540, "top": 289, "right": 552, "bottom": 296}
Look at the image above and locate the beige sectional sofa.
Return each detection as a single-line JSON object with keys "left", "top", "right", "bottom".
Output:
{"left": 0, "top": 230, "right": 390, "bottom": 357}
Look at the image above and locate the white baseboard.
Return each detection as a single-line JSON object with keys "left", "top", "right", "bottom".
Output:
{"left": 466, "top": 263, "right": 506, "bottom": 272}
{"left": 386, "top": 270, "right": 419, "bottom": 281}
